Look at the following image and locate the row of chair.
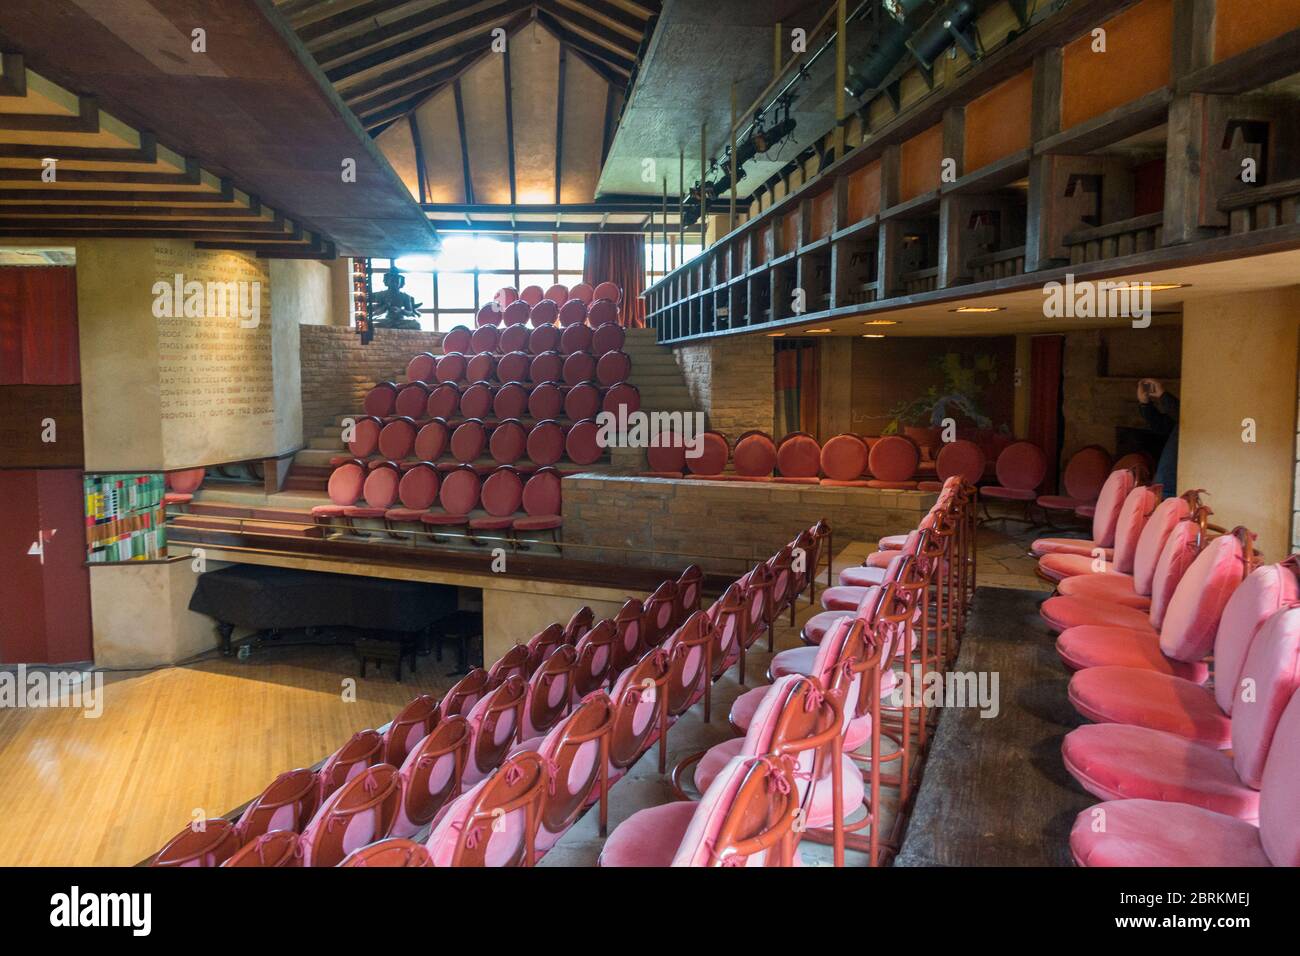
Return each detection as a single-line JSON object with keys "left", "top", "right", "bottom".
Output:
{"left": 481, "top": 282, "right": 623, "bottom": 329}
{"left": 388, "top": 348, "right": 632, "bottom": 395}
{"left": 596, "top": 476, "right": 978, "bottom": 865}
{"left": 362, "top": 374, "right": 639, "bottom": 426}
{"left": 343, "top": 415, "right": 615, "bottom": 469}
{"left": 437, "top": 321, "right": 626, "bottom": 362}
{"left": 1022, "top": 468, "right": 1300, "bottom": 866}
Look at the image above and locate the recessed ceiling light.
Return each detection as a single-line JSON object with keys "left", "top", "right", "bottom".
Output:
{"left": 766, "top": 332, "right": 785, "bottom": 337}
{"left": 1115, "top": 282, "right": 1188, "bottom": 292}
{"left": 951, "top": 306, "right": 1005, "bottom": 313}
{"left": 864, "top": 319, "right": 898, "bottom": 326}
{"left": 862, "top": 333, "right": 885, "bottom": 338}
{"left": 806, "top": 328, "right": 832, "bottom": 333}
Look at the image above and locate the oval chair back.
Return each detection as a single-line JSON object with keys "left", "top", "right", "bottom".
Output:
{"left": 486, "top": 643, "right": 530, "bottom": 691}
{"left": 572, "top": 619, "right": 618, "bottom": 700}
{"left": 234, "top": 768, "right": 318, "bottom": 843}
{"left": 641, "top": 580, "right": 679, "bottom": 647}
{"left": 151, "top": 818, "right": 241, "bottom": 867}
{"left": 608, "top": 648, "right": 672, "bottom": 771}
{"left": 675, "top": 564, "right": 704, "bottom": 628}
{"left": 523, "top": 645, "right": 577, "bottom": 740}
{"left": 706, "top": 583, "right": 745, "bottom": 681}
{"left": 382, "top": 694, "right": 439, "bottom": 767}
{"left": 670, "top": 755, "right": 801, "bottom": 867}
{"left": 440, "top": 668, "right": 490, "bottom": 718}
{"left": 391, "top": 716, "right": 471, "bottom": 839}
{"left": 221, "top": 830, "right": 301, "bottom": 868}
{"left": 524, "top": 622, "right": 566, "bottom": 674}
{"left": 463, "top": 675, "right": 528, "bottom": 786}
{"left": 316, "top": 729, "right": 383, "bottom": 804}
{"left": 611, "top": 598, "right": 645, "bottom": 672}
{"left": 300, "top": 764, "right": 402, "bottom": 867}
{"left": 562, "top": 605, "right": 595, "bottom": 645}
{"left": 534, "top": 692, "right": 616, "bottom": 852}
{"left": 663, "top": 611, "right": 714, "bottom": 720}
{"left": 425, "top": 752, "right": 547, "bottom": 867}
{"left": 339, "top": 838, "right": 433, "bottom": 867}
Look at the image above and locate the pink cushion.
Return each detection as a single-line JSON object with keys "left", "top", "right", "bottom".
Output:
{"left": 934, "top": 439, "right": 984, "bottom": 484}
{"left": 685, "top": 432, "right": 729, "bottom": 476}
{"left": 1214, "top": 563, "right": 1300, "bottom": 715}
{"left": 459, "top": 383, "right": 492, "bottom": 419}
{"left": 588, "top": 299, "right": 619, "bottom": 327}
{"left": 1062, "top": 723, "right": 1259, "bottom": 820}
{"left": 378, "top": 420, "right": 416, "bottom": 460}
{"left": 438, "top": 469, "right": 481, "bottom": 515}
{"left": 558, "top": 299, "right": 587, "bottom": 328}
{"left": 361, "top": 466, "right": 400, "bottom": 509}
{"left": 489, "top": 422, "right": 527, "bottom": 464}
{"left": 769, "top": 645, "right": 817, "bottom": 679}
{"left": 480, "top": 469, "right": 524, "bottom": 516}
{"left": 530, "top": 299, "right": 558, "bottom": 328}
{"left": 496, "top": 350, "right": 529, "bottom": 383}
{"left": 877, "top": 534, "right": 908, "bottom": 550}
{"left": 528, "top": 382, "right": 563, "bottom": 420}
{"left": 837, "top": 566, "right": 886, "bottom": 588}
{"left": 436, "top": 352, "right": 466, "bottom": 383}
{"left": 994, "top": 441, "right": 1046, "bottom": 491}
{"left": 348, "top": 417, "right": 381, "bottom": 457}
{"left": 1037, "top": 551, "right": 1112, "bottom": 582}
{"left": 1056, "top": 573, "right": 1149, "bottom": 609}
{"left": 1156, "top": 534, "right": 1246, "bottom": 661}
{"left": 528, "top": 324, "right": 559, "bottom": 355}
{"left": 565, "top": 419, "right": 603, "bottom": 466}
{"left": 820, "top": 585, "right": 868, "bottom": 611}
{"left": 1259, "top": 685, "right": 1300, "bottom": 866}
{"left": 1230, "top": 605, "right": 1300, "bottom": 787}
{"left": 601, "top": 383, "right": 639, "bottom": 416}
{"left": 592, "top": 323, "right": 625, "bottom": 354}
{"left": 646, "top": 437, "right": 687, "bottom": 473}
{"left": 564, "top": 382, "right": 600, "bottom": 421}
{"left": 732, "top": 434, "right": 777, "bottom": 477}
{"left": 476, "top": 302, "right": 502, "bottom": 327}
{"left": 776, "top": 435, "right": 821, "bottom": 479}
{"left": 1069, "top": 799, "right": 1270, "bottom": 867}
{"left": 820, "top": 434, "right": 869, "bottom": 481}
{"left": 526, "top": 422, "right": 564, "bottom": 466}
{"left": 598, "top": 801, "right": 696, "bottom": 867}
{"left": 493, "top": 383, "right": 529, "bottom": 420}
{"left": 802, "top": 610, "right": 851, "bottom": 645}
{"left": 414, "top": 421, "right": 449, "bottom": 461}
{"left": 1132, "top": 496, "right": 1192, "bottom": 594}
{"left": 450, "top": 421, "right": 485, "bottom": 462}
{"left": 327, "top": 463, "right": 365, "bottom": 505}
{"left": 1031, "top": 536, "right": 1097, "bottom": 559}
{"left": 529, "top": 351, "right": 563, "bottom": 384}
{"left": 425, "top": 384, "right": 459, "bottom": 420}
{"left": 442, "top": 325, "right": 473, "bottom": 352}
{"left": 363, "top": 383, "right": 397, "bottom": 417}
{"left": 562, "top": 350, "right": 596, "bottom": 385}
{"left": 1040, "top": 595, "right": 1154, "bottom": 634}
{"left": 728, "top": 685, "right": 766, "bottom": 733}
{"left": 596, "top": 351, "right": 631, "bottom": 386}
{"left": 168, "top": 467, "right": 205, "bottom": 494}
{"left": 867, "top": 435, "right": 919, "bottom": 483}
{"left": 1147, "top": 518, "right": 1204, "bottom": 629}
{"left": 1109, "top": 485, "right": 1159, "bottom": 573}
{"left": 1067, "top": 667, "right": 1230, "bottom": 747}
{"left": 521, "top": 469, "right": 561, "bottom": 516}
{"left": 1061, "top": 446, "right": 1113, "bottom": 502}
{"left": 1055, "top": 625, "right": 1208, "bottom": 682}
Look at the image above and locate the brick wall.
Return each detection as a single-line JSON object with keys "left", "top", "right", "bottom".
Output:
{"left": 561, "top": 474, "right": 936, "bottom": 573}
{"left": 299, "top": 325, "right": 443, "bottom": 432}
{"left": 673, "top": 336, "right": 775, "bottom": 441}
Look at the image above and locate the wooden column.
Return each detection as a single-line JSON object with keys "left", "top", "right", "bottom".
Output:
{"left": 877, "top": 145, "right": 902, "bottom": 297}
{"left": 1164, "top": 0, "right": 1218, "bottom": 244}
{"left": 1024, "top": 47, "right": 1062, "bottom": 272}
{"left": 937, "top": 106, "right": 966, "bottom": 287}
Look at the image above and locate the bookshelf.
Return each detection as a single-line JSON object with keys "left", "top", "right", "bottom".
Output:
{"left": 84, "top": 472, "right": 167, "bottom": 563}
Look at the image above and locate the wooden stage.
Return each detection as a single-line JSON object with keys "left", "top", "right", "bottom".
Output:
{"left": 895, "top": 586, "right": 1094, "bottom": 867}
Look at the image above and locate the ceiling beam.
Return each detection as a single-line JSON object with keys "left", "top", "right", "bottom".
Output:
{"left": 350, "top": 49, "right": 484, "bottom": 121}
{"left": 313, "top": 0, "right": 486, "bottom": 66}
{"left": 538, "top": 1, "right": 641, "bottom": 58}
{"left": 555, "top": 43, "right": 567, "bottom": 206}
{"left": 0, "top": 216, "right": 287, "bottom": 232}
{"left": 0, "top": 187, "right": 234, "bottom": 203}
{"left": 534, "top": 10, "right": 633, "bottom": 75}
{"left": 452, "top": 78, "right": 475, "bottom": 205}
{"left": 0, "top": 94, "right": 99, "bottom": 134}
{"left": 408, "top": 111, "right": 429, "bottom": 204}
{"left": 561, "top": 0, "right": 652, "bottom": 33}
{"left": 297, "top": 0, "right": 436, "bottom": 44}
{"left": 0, "top": 203, "right": 270, "bottom": 218}
{"left": 0, "top": 52, "right": 27, "bottom": 97}
{"left": 0, "top": 134, "right": 158, "bottom": 163}
{"left": 502, "top": 38, "right": 518, "bottom": 205}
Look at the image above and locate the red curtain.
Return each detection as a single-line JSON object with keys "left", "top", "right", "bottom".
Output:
{"left": 583, "top": 235, "right": 646, "bottom": 328}
{"left": 1028, "top": 334, "right": 1064, "bottom": 494}
{"left": 774, "top": 340, "right": 821, "bottom": 438}
{"left": 0, "top": 267, "right": 81, "bottom": 384}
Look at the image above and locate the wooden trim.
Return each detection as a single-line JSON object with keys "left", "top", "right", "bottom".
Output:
{"left": 452, "top": 79, "right": 475, "bottom": 205}
{"left": 1177, "top": 26, "right": 1300, "bottom": 95}
{"left": 1034, "top": 87, "right": 1172, "bottom": 156}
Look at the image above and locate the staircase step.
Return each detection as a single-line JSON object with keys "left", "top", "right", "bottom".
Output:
{"left": 283, "top": 476, "right": 328, "bottom": 492}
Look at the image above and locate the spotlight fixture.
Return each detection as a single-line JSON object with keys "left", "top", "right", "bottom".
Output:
{"left": 1114, "top": 282, "right": 1188, "bottom": 292}
{"left": 862, "top": 333, "right": 886, "bottom": 338}
{"left": 805, "top": 328, "right": 833, "bottom": 334}
{"left": 766, "top": 332, "right": 786, "bottom": 337}
{"left": 908, "top": 0, "right": 980, "bottom": 71}
{"left": 951, "top": 306, "right": 1005, "bottom": 313}
{"left": 864, "top": 319, "right": 898, "bottom": 326}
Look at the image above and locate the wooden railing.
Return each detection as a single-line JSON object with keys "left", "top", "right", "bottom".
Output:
{"left": 1219, "top": 178, "right": 1300, "bottom": 235}
{"left": 1064, "top": 212, "right": 1163, "bottom": 264}
{"left": 968, "top": 245, "right": 1026, "bottom": 282}
{"left": 901, "top": 267, "right": 939, "bottom": 295}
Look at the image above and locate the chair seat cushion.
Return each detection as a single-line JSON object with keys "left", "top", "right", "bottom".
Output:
{"left": 802, "top": 610, "right": 851, "bottom": 645}
{"left": 819, "top": 478, "right": 870, "bottom": 487}
{"left": 865, "top": 550, "right": 896, "bottom": 569}
{"left": 769, "top": 646, "right": 818, "bottom": 680}
{"left": 772, "top": 476, "right": 821, "bottom": 485}
{"left": 1075, "top": 503, "right": 1096, "bottom": 519}
{"left": 598, "top": 800, "right": 697, "bottom": 867}
{"left": 421, "top": 513, "right": 469, "bottom": 526}
{"left": 821, "top": 585, "right": 868, "bottom": 611}
{"left": 982, "top": 486, "right": 1036, "bottom": 501}
{"left": 1062, "top": 723, "right": 1258, "bottom": 820}
{"left": 1040, "top": 595, "right": 1154, "bottom": 634}
{"left": 728, "top": 685, "right": 768, "bottom": 734}
{"left": 311, "top": 504, "right": 347, "bottom": 516}
{"left": 1069, "top": 799, "right": 1269, "bottom": 867}
{"left": 696, "top": 744, "right": 864, "bottom": 828}
{"left": 1031, "top": 536, "right": 1102, "bottom": 558}
{"left": 1055, "top": 625, "right": 1209, "bottom": 682}
{"left": 865, "top": 480, "right": 917, "bottom": 490}
{"left": 343, "top": 506, "right": 387, "bottom": 518}
{"left": 1037, "top": 494, "right": 1088, "bottom": 511}
{"left": 877, "top": 534, "right": 908, "bottom": 550}
{"left": 1067, "top": 667, "right": 1230, "bottom": 747}
{"left": 384, "top": 508, "right": 429, "bottom": 522}
{"left": 838, "top": 565, "right": 886, "bottom": 588}
{"left": 469, "top": 516, "right": 515, "bottom": 530}
{"left": 1056, "top": 572, "right": 1149, "bottom": 609}
{"left": 512, "top": 515, "right": 562, "bottom": 531}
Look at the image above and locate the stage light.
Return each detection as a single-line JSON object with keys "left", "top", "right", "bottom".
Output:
{"left": 950, "top": 306, "right": 1004, "bottom": 313}
{"left": 907, "top": 0, "right": 979, "bottom": 71}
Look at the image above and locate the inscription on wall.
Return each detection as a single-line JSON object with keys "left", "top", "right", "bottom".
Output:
{"left": 152, "top": 244, "right": 277, "bottom": 465}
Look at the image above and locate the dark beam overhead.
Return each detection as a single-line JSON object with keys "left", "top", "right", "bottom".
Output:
{"left": 296, "top": 0, "right": 430, "bottom": 44}
{"left": 314, "top": 0, "right": 487, "bottom": 67}
{"left": 452, "top": 79, "right": 476, "bottom": 205}
{"left": 537, "top": 1, "right": 641, "bottom": 58}
{"left": 534, "top": 10, "right": 633, "bottom": 74}
{"left": 350, "top": 48, "right": 486, "bottom": 120}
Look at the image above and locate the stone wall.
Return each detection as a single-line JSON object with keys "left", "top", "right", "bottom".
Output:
{"left": 673, "top": 336, "right": 775, "bottom": 441}
{"left": 561, "top": 474, "right": 936, "bottom": 574}
{"left": 299, "top": 325, "right": 443, "bottom": 431}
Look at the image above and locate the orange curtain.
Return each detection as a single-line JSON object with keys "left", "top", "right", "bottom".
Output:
{"left": 0, "top": 266, "right": 80, "bottom": 384}
{"left": 583, "top": 235, "right": 646, "bottom": 328}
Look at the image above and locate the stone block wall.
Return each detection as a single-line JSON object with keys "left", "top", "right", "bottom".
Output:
{"left": 673, "top": 336, "right": 775, "bottom": 441}
{"left": 299, "top": 325, "right": 443, "bottom": 432}
{"left": 561, "top": 474, "right": 936, "bottom": 573}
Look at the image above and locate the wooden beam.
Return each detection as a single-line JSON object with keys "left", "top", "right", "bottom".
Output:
{"left": 600, "top": 80, "right": 616, "bottom": 166}
{"left": 1172, "top": 0, "right": 1216, "bottom": 81}
{"left": 1177, "top": 26, "right": 1300, "bottom": 95}
{"left": 0, "top": 95, "right": 98, "bottom": 134}
{"left": 0, "top": 227, "right": 311, "bottom": 243}
{"left": 408, "top": 112, "right": 429, "bottom": 204}
{"left": 0, "top": 203, "right": 269, "bottom": 219}
{"left": 352, "top": 52, "right": 484, "bottom": 124}
{"left": 1024, "top": 47, "right": 1062, "bottom": 273}
{"left": 0, "top": 216, "right": 288, "bottom": 232}
{"left": 314, "top": 0, "right": 486, "bottom": 65}
{"left": 0, "top": 52, "right": 27, "bottom": 97}
{"left": 452, "top": 79, "right": 475, "bottom": 205}
{"left": 0, "top": 134, "right": 158, "bottom": 164}
{"left": 567, "top": 1, "right": 653, "bottom": 33}
{"left": 297, "top": 0, "right": 441, "bottom": 44}
{"left": 537, "top": 1, "right": 642, "bottom": 58}
{"left": 555, "top": 44, "right": 567, "bottom": 205}
{"left": 0, "top": 188, "right": 234, "bottom": 204}
{"left": 502, "top": 38, "right": 518, "bottom": 205}
{"left": 534, "top": 10, "right": 635, "bottom": 73}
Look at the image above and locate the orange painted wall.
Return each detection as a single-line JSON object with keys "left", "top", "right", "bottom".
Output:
{"left": 899, "top": 125, "right": 943, "bottom": 202}
{"left": 779, "top": 207, "right": 800, "bottom": 254}
{"left": 847, "top": 161, "right": 881, "bottom": 222}
{"left": 809, "top": 190, "right": 834, "bottom": 240}
{"left": 964, "top": 70, "right": 1033, "bottom": 171}
{"left": 1214, "top": 0, "right": 1300, "bottom": 61}
{"left": 755, "top": 223, "right": 771, "bottom": 265}
{"left": 1061, "top": 0, "right": 1172, "bottom": 130}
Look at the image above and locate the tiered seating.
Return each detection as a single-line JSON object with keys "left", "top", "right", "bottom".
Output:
{"left": 313, "top": 283, "right": 635, "bottom": 544}
{"left": 148, "top": 528, "right": 830, "bottom": 867}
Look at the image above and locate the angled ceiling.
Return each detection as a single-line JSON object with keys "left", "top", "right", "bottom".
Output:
{"left": 0, "top": 0, "right": 439, "bottom": 256}
{"left": 275, "top": 0, "right": 661, "bottom": 134}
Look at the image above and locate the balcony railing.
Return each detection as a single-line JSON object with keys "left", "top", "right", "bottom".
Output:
{"left": 1219, "top": 178, "right": 1300, "bottom": 235}
{"left": 969, "top": 245, "right": 1027, "bottom": 282}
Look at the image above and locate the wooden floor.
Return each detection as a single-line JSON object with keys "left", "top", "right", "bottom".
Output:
{"left": 894, "top": 585, "right": 1093, "bottom": 866}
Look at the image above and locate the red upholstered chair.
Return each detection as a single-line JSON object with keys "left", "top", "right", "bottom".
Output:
{"left": 1112, "top": 451, "right": 1154, "bottom": 483}
{"left": 491, "top": 381, "right": 528, "bottom": 420}
{"left": 545, "top": 283, "right": 569, "bottom": 306}
{"left": 393, "top": 382, "right": 428, "bottom": 419}
{"left": 642, "top": 580, "right": 680, "bottom": 648}
{"left": 685, "top": 430, "right": 729, "bottom": 478}
{"left": 470, "top": 325, "right": 500, "bottom": 354}
{"left": 563, "top": 381, "right": 600, "bottom": 420}
{"left": 525, "top": 381, "right": 561, "bottom": 420}
{"left": 520, "top": 645, "right": 578, "bottom": 740}
{"left": 513, "top": 466, "right": 563, "bottom": 545}
{"left": 526, "top": 419, "right": 565, "bottom": 466}
{"left": 530, "top": 299, "right": 559, "bottom": 328}
{"left": 1037, "top": 445, "right": 1113, "bottom": 517}
{"left": 558, "top": 298, "right": 588, "bottom": 329}
{"left": 528, "top": 324, "right": 560, "bottom": 355}
{"left": 440, "top": 668, "right": 489, "bottom": 718}
{"left": 163, "top": 467, "right": 205, "bottom": 509}
{"left": 378, "top": 417, "right": 417, "bottom": 460}
{"left": 347, "top": 415, "right": 382, "bottom": 458}
{"left": 496, "top": 350, "right": 530, "bottom": 383}
{"left": 607, "top": 648, "right": 672, "bottom": 779}
{"left": 386, "top": 462, "right": 440, "bottom": 525}
{"left": 316, "top": 729, "right": 383, "bottom": 804}
{"left": 589, "top": 299, "right": 619, "bottom": 327}
{"left": 601, "top": 753, "right": 800, "bottom": 868}
{"left": 565, "top": 418, "right": 604, "bottom": 466}
{"left": 601, "top": 381, "right": 640, "bottom": 416}
{"left": 563, "top": 605, "right": 595, "bottom": 646}
{"left": 344, "top": 461, "right": 400, "bottom": 524}
{"left": 704, "top": 584, "right": 746, "bottom": 682}
{"left": 503, "top": 300, "right": 531, "bottom": 327}
{"left": 406, "top": 351, "right": 437, "bottom": 383}
{"left": 568, "top": 281, "right": 594, "bottom": 304}
{"left": 866, "top": 435, "right": 919, "bottom": 489}
{"left": 455, "top": 383, "right": 491, "bottom": 422}
{"left": 596, "top": 350, "right": 632, "bottom": 386}
{"left": 450, "top": 419, "right": 486, "bottom": 462}
{"left": 1036, "top": 478, "right": 1155, "bottom": 582}
{"left": 389, "top": 716, "right": 471, "bottom": 839}
{"left": 980, "top": 440, "right": 1047, "bottom": 522}
{"left": 424, "top": 751, "right": 547, "bottom": 867}
{"left": 476, "top": 301, "right": 502, "bottom": 327}
{"left": 363, "top": 381, "right": 398, "bottom": 417}
{"left": 594, "top": 281, "right": 621, "bottom": 303}
{"left": 494, "top": 286, "right": 519, "bottom": 310}
{"left": 422, "top": 465, "right": 480, "bottom": 535}
{"left": 529, "top": 350, "right": 564, "bottom": 384}
{"left": 424, "top": 382, "right": 459, "bottom": 420}
{"left": 413, "top": 419, "right": 449, "bottom": 462}
{"left": 675, "top": 564, "right": 704, "bottom": 628}
{"left": 383, "top": 694, "right": 440, "bottom": 766}
{"left": 489, "top": 418, "right": 528, "bottom": 464}
{"left": 662, "top": 610, "right": 716, "bottom": 724}
{"left": 610, "top": 597, "right": 645, "bottom": 672}
{"left": 1055, "top": 531, "right": 1272, "bottom": 683}
{"left": 775, "top": 432, "right": 822, "bottom": 483}
{"left": 559, "top": 322, "right": 593, "bottom": 355}
{"left": 465, "top": 351, "right": 497, "bottom": 384}
{"left": 1062, "top": 576, "right": 1299, "bottom": 822}
{"left": 524, "top": 623, "right": 567, "bottom": 672}
{"left": 562, "top": 349, "right": 596, "bottom": 385}
{"left": 1068, "top": 619, "right": 1300, "bottom": 867}
{"left": 443, "top": 325, "right": 473, "bottom": 353}
{"left": 339, "top": 839, "right": 433, "bottom": 867}
{"left": 498, "top": 322, "right": 528, "bottom": 353}
{"left": 435, "top": 351, "right": 467, "bottom": 383}
{"left": 592, "top": 322, "right": 625, "bottom": 354}
{"left": 522, "top": 692, "right": 614, "bottom": 855}
{"left": 234, "top": 768, "right": 318, "bottom": 844}
{"left": 915, "top": 438, "right": 985, "bottom": 492}
{"left": 732, "top": 430, "right": 777, "bottom": 481}
{"left": 819, "top": 433, "right": 870, "bottom": 486}
{"left": 520, "top": 285, "right": 545, "bottom": 307}
{"left": 643, "top": 431, "right": 687, "bottom": 478}
{"left": 220, "top": 830, "right": 300, "bottom": 868}
{"left": 461, "top": 675, "right": 528, "bottom": 787}
{"left": 312, "top": 459, "right": 366, "bottom": 522}
{"left": 469, "top": 466, "right": 524, "bottom": 539}
{"left": 152, "top": 819, "right": 242, "bottom": 867}
{"left": 571, "top": 619, "right": 619, "bottom": 701}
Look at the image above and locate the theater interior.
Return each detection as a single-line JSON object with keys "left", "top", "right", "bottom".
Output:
{"left": 1, "top": 0, "right": 1299, "bottom": 888}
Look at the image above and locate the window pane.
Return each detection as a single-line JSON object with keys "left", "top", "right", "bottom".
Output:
{"left": 369, "top": 258, "right": 391, "bottom": 270}
{"left": 556, "top": 240, "right": 584, "bottom": 271}
{"left": 517, "top": 241, "right": 554, "bottom": 270}
{"left": 479, "top": 274, "right": 512, "bottom": 305}
{"left": 469, "top": 236, "right": 515, "bottom": 270}
{"left": 518, "top": 273, "right": 553, "bottom": 294}
{"left": 438, "top": 272, "right": 475, "bottom": 310}
{"left": 402, "top": 272, "right": 434, "bottom": 311}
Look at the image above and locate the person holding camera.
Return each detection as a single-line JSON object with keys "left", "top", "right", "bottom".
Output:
{"left": 1137, "top": 378, "right": 1179, "bottom": 497}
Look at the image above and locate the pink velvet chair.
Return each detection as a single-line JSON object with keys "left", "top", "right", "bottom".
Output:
{"left": 299, "top": 764, "right": 401, "bottom": 867}
{"left": 774, "top": 432, "right": 821, "bottom": 483}
{"left": 1052, "top": 493, "right": 1191, "bottom": 600}
{"left": 389, "top": 717, "right": 470, "bottom": 839}
{"left": 461, "top": 675, "right": 527, "bottom": 787}
{"left": 1037, "top": 444, "right": 1112, "bottom": 517}
{"left": 512, "top": 466, "right": 563, "bottom": 546}
{"left": 1031, "top": 468, "right": 1137, "bottom": 561}
{"left": 315, "top": 729, "right": 383, "bottom": 804}
{"left": 424, "top": 751, "right": 547, "bottom": 867}
{"left": 442, "top": 325, "right": 473, "bottom": 353}
{"left": 866, "top": 435, "right": 919, "bottom": 489}
{"left": 819, "top": 433, "right": 870, "bottom": 486}
{"left": 414, "top": 420, "right": 449, "bottom": 461}
{"left": 233, "top": 768, "right": 318, "bottom": 844}
{"left": 915, "top": 439, "right": 985, "bottom": 493}
{"left": 564, "top": 418, "right": 604, "bottom": 466}
{"left": 220, "top": 830, "right": 300, "bottom": 868}
{"left": 980, "top": 440, "right": 1047, "bottom": 523}
{"left": 731, "top": 430, "right": 778, "bottom": 480}
{"left": 1035, "top": 480, "right": 1157, "bottom": 583}
{"left": 152, "top": 819, "right": 242, "bottom": 867}
{"left": 339, "top": 839, "right": 433, "bottom": 867}
{"left": 382, "top": 694, "right": 439, "bottom": 766}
